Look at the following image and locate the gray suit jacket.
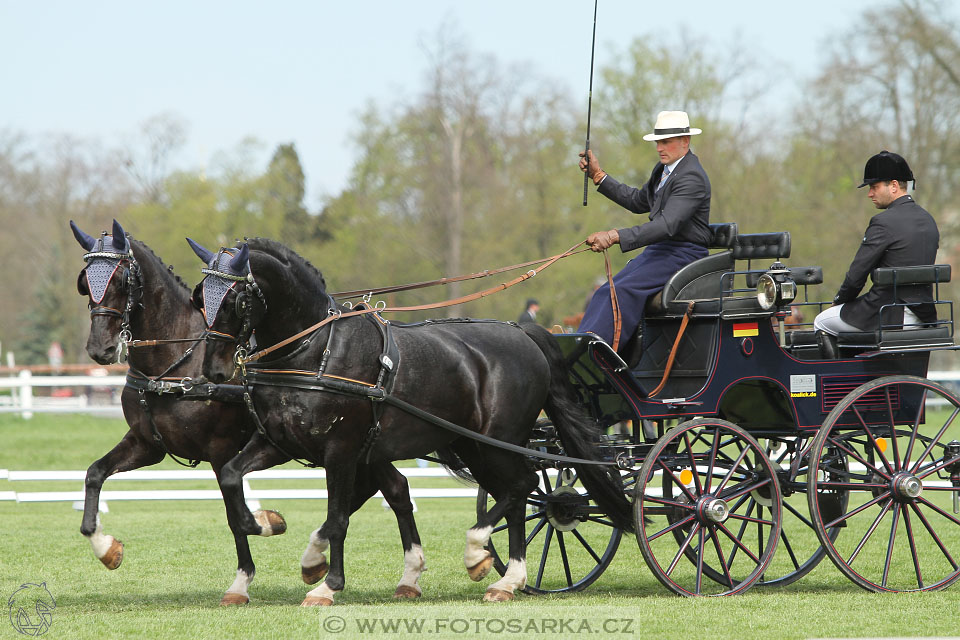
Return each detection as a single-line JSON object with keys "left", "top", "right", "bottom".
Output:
{"left": 835, "top": 194, "right": 939, "bottom": 330}
{"left": 597, "top": 151, "right": 712, "bottom": 252}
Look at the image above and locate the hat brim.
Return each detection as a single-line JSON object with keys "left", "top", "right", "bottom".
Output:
{"left": 642, "top": 128, "right": 701, "bottom": 142}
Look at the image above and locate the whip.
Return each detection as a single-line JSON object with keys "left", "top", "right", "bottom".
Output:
{"left": 582, "top": 0, "right": 598, "bottom": 206}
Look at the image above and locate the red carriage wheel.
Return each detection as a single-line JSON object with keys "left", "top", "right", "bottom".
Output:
{"left": 808, "top": 375, "right": 960, "bottom": 592}
{"left": 635, "top": 418, "right": 782, "bottom": 596}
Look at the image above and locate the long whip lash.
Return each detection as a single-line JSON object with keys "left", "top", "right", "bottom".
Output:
{"left": 582, "top": 0, "right": 599, "bottom": 206}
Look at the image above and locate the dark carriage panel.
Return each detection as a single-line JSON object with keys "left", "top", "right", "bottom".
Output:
{"left": 633, "top": 317, "right": 719, "bottom": 399}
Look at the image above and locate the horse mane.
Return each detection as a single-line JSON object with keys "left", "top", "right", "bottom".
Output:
{"left": 130, "top": 238, "right": 190, "bottom": 293}
{"left": 242, "top": 237, "right": 328, "bottom": 295}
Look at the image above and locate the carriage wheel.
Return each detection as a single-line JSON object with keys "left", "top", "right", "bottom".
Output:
{"left": 635, "top": 418, "right": 782, "bottom": 596}
{"left": 808, "top": 375, "right": 960, "bottom": 592}
{"left": 667, "top": 434, "right": 844, "bottom": 588}
{"left": 476, "top": 463, "right": 622, "bottom": 594}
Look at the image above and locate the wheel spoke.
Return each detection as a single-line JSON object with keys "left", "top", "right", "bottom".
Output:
{"left": 665, "top": 522, "right": 701, "bottom": 577}
{"left": 647, "top": 513, "right": 697, "bottom": 542}
{"left": 780, "top": 526, "right": 801, "bottom": 571}
{"left": 695, "top": 527, "right": 705, "bottom": 595}
{"left": 716, "top": 521, "right": 763, "bottom": 565}
{"left": 584, "top": 515, "right": 618, "bottom": 527}
{"left": 915, "top": 495, "right": 960, "bottom": 528}
{"left": 658, "top": 460, "right": 698, "bottom": 503}
{"left": 727, "top": 499, "right": 755, "bottom": 568}
{"left": 882, "top": 387, "right": 902, "bottom": 471}
{"left": 828, "top": 433, "right": 892, "bottom": 481}
{"left": 902, "top": 506, "right": 924, "bottom": 589}
{"left": 705, "top": 426, "right": 721, "bottom": 493}
{"left": 783, "top": 499, "right": 816, "bottom": 529}
{"left": 540, "top": 469, "right": 554, "bottom": 494}
{"left": 825, "top": 491, "right": 891, "bottom": 529}
{"left": 534, "top": 525, "right": 554, "bottom": 588}
{"left": 903, "top": 387, "right": 928, "bottom": 468}
{"left": 916, "top": 455, "right": 960, "bottom": 481}
{"left": 852, "top": 406, "right": 895, "bottom": 476}
{"left": 556, "top": 531, "right": 573, "bottom": 588}
{"left": 846, "top": 499, "right": 893, "bottom": 567}
{"left": 525, "top": 516, "right": 548, "bottom": 546}
{"left": 909, "top": 502, "right": 959, "bottom": 571}
{"left": 715, "top": 445, "right": 752, "bottom": 495}
{"left": 881, "top": 504, "right": 902, "bottom": 588}
{"left": 708, "top": 527, "right": 734, "bottom": 588}
{"left": 720, "top": 476, "right": 773, "bottom": 503}
{"left": 683, "top": 430, "right": 705, "bottom": 495}
{"left": 571, "top": 528, "right": 602, "bottom": 564}
{"left": 909, "top": 406, "right": 960, "bottom": 475}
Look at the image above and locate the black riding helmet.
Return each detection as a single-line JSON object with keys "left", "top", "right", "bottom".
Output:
{"left": 858, "top": 150, "right": 915, "bottom": 188}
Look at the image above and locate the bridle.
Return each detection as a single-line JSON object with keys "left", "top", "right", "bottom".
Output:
{"left": 198, "top": 257, "right": 267, "bottom": 370}
{"left": 81, "top": 245, "right": 143, "bottom": 362}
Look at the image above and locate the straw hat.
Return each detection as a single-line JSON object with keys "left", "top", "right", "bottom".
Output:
{"left": 642, "top": 111, "right": 702, "bottom": 142}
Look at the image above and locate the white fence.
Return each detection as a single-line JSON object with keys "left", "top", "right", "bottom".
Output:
{"left": 4, "top": 370, "right": 960, "bottom": 420}
{"left": 0, "top": 466, "right": 484, "bottom": 509}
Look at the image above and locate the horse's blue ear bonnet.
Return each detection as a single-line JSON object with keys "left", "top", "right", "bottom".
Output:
{"left": 186, "top": 239, "right": 251, "bottom": 328}
{"left": 71, "top": 220, "right": 132, "bottom": 304}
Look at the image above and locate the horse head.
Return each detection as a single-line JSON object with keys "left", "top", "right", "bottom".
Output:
{"left": 188, "top": 239, "right": 265, "bottom": 383}
{"left": 188, "top": 237, "right": 333, "bottom": 383}
{"left": 71, "top": 219, "right": 138, "bottom": 364}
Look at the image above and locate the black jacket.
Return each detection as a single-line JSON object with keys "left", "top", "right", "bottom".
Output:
{"left": 835, "top": 194, "right": 939, "bottom": 330}
{"left": 597, "top": 151, "right": 712, "bottom": 251}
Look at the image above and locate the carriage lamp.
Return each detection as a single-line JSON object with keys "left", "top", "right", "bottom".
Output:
{"left": 756, "top": 262, "right": 797, "bottom": 311}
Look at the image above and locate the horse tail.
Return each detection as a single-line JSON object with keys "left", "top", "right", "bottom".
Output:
{"left": 521, "top": 324, "right": 634, "bottom": 533}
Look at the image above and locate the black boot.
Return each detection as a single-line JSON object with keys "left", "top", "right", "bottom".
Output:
{"left": 817, "top": 330, "right": 838, "bottom": 359}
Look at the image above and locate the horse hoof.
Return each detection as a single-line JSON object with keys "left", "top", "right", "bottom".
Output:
{"left": 393, "top": 585, "right": 421, "bottom": 599}
{"left": 467, "top": 555, "right": 493, "bottom": 582}
{"left": 301, "top": 561, "right": 329, "bottom": 585}
{"left": 99, "top": 539, "right": 124, "bottom": 570}
{"left": 483, "top": 588, "right": 514, "bottom": 602}
{"left": 220, "top": 592, "right": 249, "bottom": 606}
{"left": 300, "top": 596, "right": 334, "bottom": 607}
{"left": 253, "top": 510, "right": 287, "bottom": 536}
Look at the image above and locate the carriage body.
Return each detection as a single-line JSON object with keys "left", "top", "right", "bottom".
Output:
{"left": 500, "top": 224, "right": 960, "bottom": 596}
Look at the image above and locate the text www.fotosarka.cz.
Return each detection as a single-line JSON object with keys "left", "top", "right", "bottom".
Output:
{"left": 320, "top": 615, "right": 636, "bottom": 635}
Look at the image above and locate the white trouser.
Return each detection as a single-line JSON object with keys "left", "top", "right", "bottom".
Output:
{"left": 814, "top": 304, "right": 921, "bottom": 336}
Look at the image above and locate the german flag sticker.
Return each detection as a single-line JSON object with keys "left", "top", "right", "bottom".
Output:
{"left": 733, "top": 322, "right": 759, "bottom": 337}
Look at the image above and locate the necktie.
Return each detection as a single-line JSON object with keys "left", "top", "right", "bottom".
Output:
{"left": 656, "top": 166, "right": 671, "bottom": 193}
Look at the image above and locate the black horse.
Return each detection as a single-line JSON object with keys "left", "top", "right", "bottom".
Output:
{"left": 71, "top": 220, "right": 426, "bottom": 604}
{"left": 187, "top": 237, "right": 631, "bottom": 605}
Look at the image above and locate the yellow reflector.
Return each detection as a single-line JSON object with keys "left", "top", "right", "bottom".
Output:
{"left": 877, "top": 437, "right": 888, "bottom": 453}
{"left": 679, "top": 469, "right": 694, "bottom": 485}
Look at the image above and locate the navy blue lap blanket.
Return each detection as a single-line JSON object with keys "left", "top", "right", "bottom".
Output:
{"left": 578, "top": 241, "right": 708, "bottom": 346}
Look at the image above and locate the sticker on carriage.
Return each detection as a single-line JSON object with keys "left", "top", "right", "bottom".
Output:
{"left": 790, "top": 374, "right": 817, "bottom": 398}
{"left": 732, "top": 322, "right": 758, "bottom": 337}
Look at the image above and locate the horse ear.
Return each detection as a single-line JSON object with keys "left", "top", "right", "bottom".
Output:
{"left": 70, "top": 220, "right": 98, "bottom": 251}
{"left": 186, "top": 238, "right": 216, "bottom": 265}
{"left": 111, "top": 220, "right": 128, "bottom": 251}
{"left": 229, "top": 243, "right": 250, "bottom": 274}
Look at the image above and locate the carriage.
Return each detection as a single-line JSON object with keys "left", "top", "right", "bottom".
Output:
{"left": 478, "top": 223, "right": 960, "bottom": 596}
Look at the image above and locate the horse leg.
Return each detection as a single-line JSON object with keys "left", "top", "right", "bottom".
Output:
{"left": 455, "top": 443, "right": 537, "bottom": 600}
{"left": 301, "top": 460, "right": 357, "bottom": 607}
{"left": 299, "top": 463, "right": 384, "bottom": 586}
{"left": 210, "top": 443, "right": 276, "bottom": 607}
{"left": 371, "top": 463, "right": 425, "bottom": 598}
{"left": 80, "top": 431, "right": 164, "bottom": 570}
{"left": 218, "top": 433, "right": 290, "bottom": 541}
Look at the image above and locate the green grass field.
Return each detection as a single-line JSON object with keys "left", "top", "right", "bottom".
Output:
{"left": 4, "top": 414, "right": 960, "bottom": 639}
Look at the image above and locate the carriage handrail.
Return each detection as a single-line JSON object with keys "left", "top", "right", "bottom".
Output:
{"left": 242, "top": 240, "right": 591, "bottom": 364}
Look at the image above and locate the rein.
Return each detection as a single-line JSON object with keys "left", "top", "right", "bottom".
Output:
{"left": 243, "top": 240, "right": 591, "bottom": 365}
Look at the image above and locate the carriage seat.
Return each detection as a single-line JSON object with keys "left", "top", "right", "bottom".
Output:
{"left": 643, "top": 223, "right": 738, "bottom": 317}
{"left": 653, "top": 231, "right": 792, "bottom": 317}
{"left": 835, "top": 265, "right": 953, "bottom": 353}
